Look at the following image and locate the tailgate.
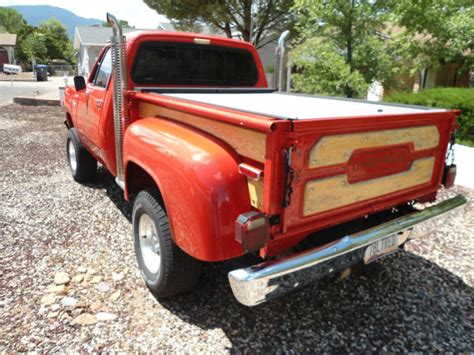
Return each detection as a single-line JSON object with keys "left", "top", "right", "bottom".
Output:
{"left": 281, "top": 111, "right": 458, "bottom": 233}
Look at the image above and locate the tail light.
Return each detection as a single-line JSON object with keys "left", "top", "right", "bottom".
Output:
{"left": 235, "top": 212, "right": 270, "bottom": 253}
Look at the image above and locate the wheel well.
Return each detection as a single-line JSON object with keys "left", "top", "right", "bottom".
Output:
{"left": 126, "top": 161, "right": 163, "bottom": 202}
{"left": 65, "top": 112, "right": 73, "bottom": 128}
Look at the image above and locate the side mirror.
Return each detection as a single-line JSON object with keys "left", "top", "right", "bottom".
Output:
{"left": 74, "top": 76, "right": 86, "bottom": 91}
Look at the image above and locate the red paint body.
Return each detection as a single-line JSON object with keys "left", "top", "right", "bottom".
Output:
{"left": 64, "top": 31, "right": 458, "bottom": 262}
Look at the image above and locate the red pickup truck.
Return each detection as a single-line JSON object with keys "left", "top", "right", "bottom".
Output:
{"left": 64, "top": 14, "right": 466, "bottom": 306}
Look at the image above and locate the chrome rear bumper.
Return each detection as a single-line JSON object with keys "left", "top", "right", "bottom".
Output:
{"left": 228, "top": 195, "right": 467, "bottom": 306}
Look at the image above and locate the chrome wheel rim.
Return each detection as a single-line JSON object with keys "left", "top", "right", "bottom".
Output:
{"left": 138, "top": 213, "right": 161, "bottom": 274}
{"left": 68, "top": 140, "right": 77, "bottom": 173}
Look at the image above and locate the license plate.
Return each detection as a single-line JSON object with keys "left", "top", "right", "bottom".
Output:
{"left": 364, "top": 234, "right": 400, "bottom": 264}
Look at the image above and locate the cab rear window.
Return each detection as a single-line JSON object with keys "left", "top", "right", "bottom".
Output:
{"left": 131, "top": 41, "right": 259, "bottom": 86}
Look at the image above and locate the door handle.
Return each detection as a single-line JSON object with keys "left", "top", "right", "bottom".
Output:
{"left": 94, "top": 99, "right": 103, "bottom": 108}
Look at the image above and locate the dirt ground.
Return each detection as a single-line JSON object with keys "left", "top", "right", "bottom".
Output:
{"left": 0, "top": 105, "right": 473, "bottom": 352}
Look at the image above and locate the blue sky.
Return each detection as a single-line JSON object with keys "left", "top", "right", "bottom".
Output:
{"left": 2, "top": 0, "right": 169, "bottom": 28}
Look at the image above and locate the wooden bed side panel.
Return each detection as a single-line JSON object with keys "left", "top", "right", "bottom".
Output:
{"left": 139, "top": 101, "right": 267, "bottom": 163}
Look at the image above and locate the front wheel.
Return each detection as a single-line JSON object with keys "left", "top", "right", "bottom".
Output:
{"left": 66, "top": 128, "right": 97, "bottom": 182}
{"left": 133, "top": 189, "right": 202, "bottom": 298}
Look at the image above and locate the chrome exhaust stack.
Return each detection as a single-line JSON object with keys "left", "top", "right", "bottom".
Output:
{"left": 273, "top": 30, "right": 290, "bottom": 92}
{"left": 106, "top": 12, "right": 128, "bottom": 189}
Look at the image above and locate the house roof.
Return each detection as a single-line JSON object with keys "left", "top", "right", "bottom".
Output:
{"left": 0, "top": 33, "right": 17, "bottom": 46}
{"left": 74, "top": 26, "right": 145, "bottom": 48}
{"left": 74, "top": 24, "right": 178, "bottom": 49}
{"left": 157, "top": 23, "right": 175, "bottom": 31}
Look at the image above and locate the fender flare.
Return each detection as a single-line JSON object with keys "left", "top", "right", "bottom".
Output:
{"left": 124, "top": 117, "right": 251, "bottom": 262}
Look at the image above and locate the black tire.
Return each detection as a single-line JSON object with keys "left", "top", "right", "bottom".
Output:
{"left": 133, "top": 189, "right": 202, "bottom": 298}
{"left": 66, "top": 128, "right": 97, "bottom": 182}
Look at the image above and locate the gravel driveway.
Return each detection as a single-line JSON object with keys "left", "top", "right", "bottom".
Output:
{"left": 1, "top": 105, "right": 473, "bottom": 352}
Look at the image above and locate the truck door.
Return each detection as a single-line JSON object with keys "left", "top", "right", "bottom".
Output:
{"left": 79, "top": 48, "right": 112, "bottom": 152}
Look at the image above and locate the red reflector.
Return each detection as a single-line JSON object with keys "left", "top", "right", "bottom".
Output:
{"left": 442, "top": 164, "right": 457, "bottom": 189}
{"left": 238, "top": 163, "right": 263, "bottom": 181}
{"left": 235, "top": 212, "right": 270, "bottom": 253}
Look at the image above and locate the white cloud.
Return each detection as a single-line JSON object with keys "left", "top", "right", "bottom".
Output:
{"left": 2, "top": 0, "right": 169, "bottom": 29}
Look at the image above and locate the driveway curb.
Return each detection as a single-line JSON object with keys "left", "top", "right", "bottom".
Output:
{"left": 13, "top": 96, "right": 60, "bottom": 107}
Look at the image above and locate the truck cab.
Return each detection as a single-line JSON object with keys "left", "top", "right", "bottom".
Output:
{"left": 64, "top": 14, "right": 466, "bottom": 306}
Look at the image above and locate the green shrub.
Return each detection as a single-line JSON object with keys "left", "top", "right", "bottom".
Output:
{"left": 384, "top": 88, "right": 474, "bottom": 147}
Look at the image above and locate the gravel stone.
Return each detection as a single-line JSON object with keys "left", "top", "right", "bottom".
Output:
{"left": 109, "top": 290, "right": 121, "bottom": 302}
{"left": 96, "top": 282, "right": 111, "bottom": 293}
{"left": 70, "top": 314, "right": 97, "bottom": 326}
{"left": 96, "top": 312, "right": 118, "bottom": 322}
{"left": 46, "top": 285, "right": 68, "bottom": 296}
{"left": 71, "top": 274, "right": 84, "bottom": 283}
{"left": 1, "top": 105, "right": 472, "bottom": 352}
{"left": 54, "top": 272, "right": 70, "bottom": 285}
{"left": 40, "top": 294, "right": 57, "bottom": 307}
{"left": 60, "top": 297, "right": 78, "bottom": 309}
{"left": 90, "top": 276, "right": 102, "bottom": 284}
{"left": 89, "top": 301, "right": 104, "bottom": 312}
{"left": 112, "top": 272, "right": 124, "bottom": 282}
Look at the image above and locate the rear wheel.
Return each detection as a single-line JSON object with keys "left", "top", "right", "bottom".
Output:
{"left": 66, "top": 128, "right": 97, "bottom": 182}
{"left": 133, "top": 189, "right": 202, "bottom": 298}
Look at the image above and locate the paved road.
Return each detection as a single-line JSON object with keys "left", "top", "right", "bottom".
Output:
{"left": 0, "top": 76, "right": 70, "bottom": 106}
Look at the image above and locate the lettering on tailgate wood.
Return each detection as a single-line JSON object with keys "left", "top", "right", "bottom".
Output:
{"left": 139, "top": 102, "right": 266, "bottom": 163}
{"left": 308, "top": 126, "right": 439, "bottom": 168}
{"left": 303, "top": 157, "right": 435, "bottom": 216}
{"left": 347, "top": 143, "right": 413, "bottom": 183}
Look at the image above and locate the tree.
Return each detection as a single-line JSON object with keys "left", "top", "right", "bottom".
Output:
{"left": 0, "top": 7, "right": 36, "bottom": 64}
{"left": 0, "top": 8, "right": 75, "bottom": 65}
{"left": 291, "top": 0, "right": 397, "bottom": 97}
{"left": 143, "top": 0, "right": 294, "bottom": 48}
{"left": 390, "top": 0, "right": 474, "bottom": 74}
{"left": 38, "top": 18, "right": 74, "bottom": 63}
{"left": 21, "top": 32, "right": 48, "bottom": 63}
{"left": 291, "top": 37, "right": 369, "bottom": 96}
{"left": 0, "top": 7, "right": 27, "bottom": 34}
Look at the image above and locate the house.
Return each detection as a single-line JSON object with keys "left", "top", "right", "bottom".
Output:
{"left": 73, "top": 26, "right": 145, "bottom": 77}
{"left": 384, "top": 25, "right": 472, "bottom": 94}
{"left": 406, "top": 64, "right": 471, "bottom": 92}
{"left": 0, "top": 33, "right": 17, "bottom": 69}
{"left": 73, "top": 24, "right": 277, "bottom": 79}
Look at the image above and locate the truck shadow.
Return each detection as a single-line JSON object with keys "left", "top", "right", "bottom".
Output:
{"left": 88, "top": 168, "right": 472, "bottom": 351}
{"left": 159, "top": 252, "right": 472, "bottom": 351}
{"left": 83, "top": 167, "right": 133, "bottom": 222}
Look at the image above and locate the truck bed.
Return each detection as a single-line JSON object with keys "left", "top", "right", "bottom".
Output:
{"left": 132, "top": 87, "right": 457, "bottom": 256}
{"left": 161, "top": 92, "right": 446, "bottom": 119}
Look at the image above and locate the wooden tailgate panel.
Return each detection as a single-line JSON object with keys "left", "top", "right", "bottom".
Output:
{"left": 303, "top": 126, "right": 439, "bottom": 215}
{"left": 282, "top": 111, "right": 457, "bottom": 235}
{"left": 308, "top": 126, "right": 439, "bottom": 168}
{"left": 303, "top": 157, "right": 435, "bottom": 215}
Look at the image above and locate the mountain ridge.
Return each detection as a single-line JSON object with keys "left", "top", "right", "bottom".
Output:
{"left": 6, "top": 5, "right": 102, "bottom": 37}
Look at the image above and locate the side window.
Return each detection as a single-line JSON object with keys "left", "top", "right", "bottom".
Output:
{"left": 93, "top": 49, "right": 112, "bottom": 88}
